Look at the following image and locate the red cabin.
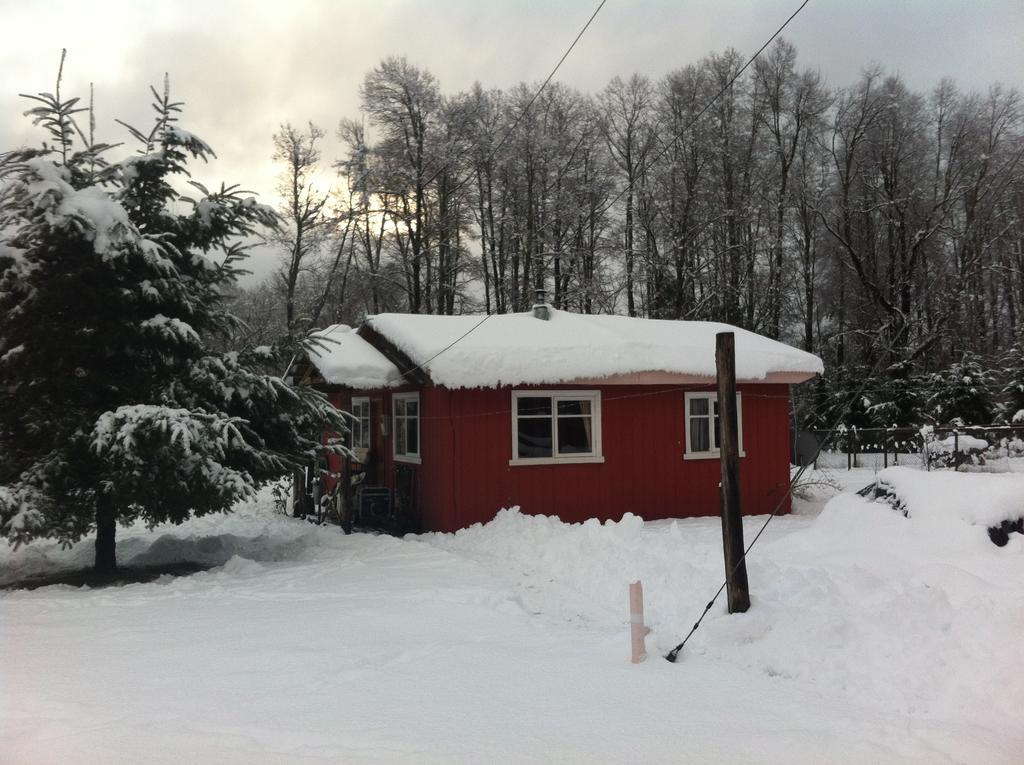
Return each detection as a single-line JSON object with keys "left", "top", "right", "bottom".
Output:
{"left": 306, "top": 307, "right": 822, "bottom": 533}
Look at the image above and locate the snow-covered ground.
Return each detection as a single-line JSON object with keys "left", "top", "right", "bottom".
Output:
{"left": 3, "top": 469, "right": 1024, "bottom": 764}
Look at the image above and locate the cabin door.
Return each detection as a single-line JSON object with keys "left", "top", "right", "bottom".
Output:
{"left": 394, "top": 464, "right": 418, "bottom": 533}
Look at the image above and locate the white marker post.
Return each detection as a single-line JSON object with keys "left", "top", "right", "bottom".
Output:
{"left": 629, "top": 580, "right": 647, "bottom": 663}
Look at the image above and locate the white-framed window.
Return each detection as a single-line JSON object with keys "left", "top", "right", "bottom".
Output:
{"left": 349, "top": 397, "right": 371, "bottom": 449}
{"left": 684, "top": 391, "right": 744, "bottom": 459}
{"left": 392, "top": 392, "right": 420, "bottom": 463}
{"left": 510, "top": 390, "right": 603, "bottom": 466}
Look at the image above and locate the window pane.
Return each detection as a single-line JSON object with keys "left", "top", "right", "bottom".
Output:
{"left": 557, "top": 399, "right": 591, "bottom": 416}
{"left": 351, "top": 402, "right": 370, "bottom": 449}
{"left": 517, "top": 397, "right": 551, "bottom": 416}
{"left": 406, "top": 399, "right": 418, "bottom": 416}
{"left": 517, "top": 417, "right": 553, "bottom": 458}
{"left": 395, "top": 417, "right": 407, "bottom": 454}
{"left": 395, "top": 399, "right": 405, "bottom": 417}
{"left": 557, "top": 416, "right": 593, "bottom": 453}
{"left": 407, "top": 417, "right": 419, "bottom": 455}
{"left": 690, "top": 416, "right": 710, "bottom": 452}
{"left": 690, "top": 397, "right": 709, "bottom": 416}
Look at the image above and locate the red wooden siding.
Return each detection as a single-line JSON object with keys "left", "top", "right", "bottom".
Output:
{"left": 438, "top": 383, "right": 791, "bottom": 531}
{"left": 327, "top": 383, "right": 793, "bottom": 533}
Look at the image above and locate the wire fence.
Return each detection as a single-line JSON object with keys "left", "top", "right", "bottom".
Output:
{"left": 795, "top": 424, "right": 1024, "bottom": 473}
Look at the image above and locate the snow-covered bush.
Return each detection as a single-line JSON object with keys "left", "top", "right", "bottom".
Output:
{"left": 923, "top": 433, "right": 989, "bottom": 469}
{"left": 924, "top": 351, "right": 997, "bottom": 426}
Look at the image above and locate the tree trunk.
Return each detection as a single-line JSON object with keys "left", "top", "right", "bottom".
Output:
{"left": 94, "top": 491, "right": 117, "bottom": 573}
{"left": 292, "top": 468, "right": 307, "bottom": 517}
{"left": 625, "top": 186, "right": 636, "bottom": 316}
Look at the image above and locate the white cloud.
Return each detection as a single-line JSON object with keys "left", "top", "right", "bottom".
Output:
{"left": 3, "top": 0, "right": 1021, "bottom": 282}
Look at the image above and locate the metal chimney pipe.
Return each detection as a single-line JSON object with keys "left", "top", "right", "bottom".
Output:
{"left": 532, "top": 286, "right": 550, "bottom": 320}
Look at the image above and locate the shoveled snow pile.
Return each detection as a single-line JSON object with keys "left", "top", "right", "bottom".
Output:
{"left": 3, "top": 474, "right": 1023, "bottom": 764}
{"left": 306, "top": 324, "right": 401, "bottom": 388}
{"left": 366, "top": 309, "right": 823, "bottom": 388}
{"left": 874, "top": 465, "right": 1024, "bottom": 528}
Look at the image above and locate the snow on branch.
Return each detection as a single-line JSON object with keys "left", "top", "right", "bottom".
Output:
{"left": 140, "top": 314, "right": 201, "bottom": 347}
{"left": 22, "top": 158, "right": 136, "bottom": 256}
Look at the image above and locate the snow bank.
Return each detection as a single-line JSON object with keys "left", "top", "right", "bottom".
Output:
{"left": 424, "top": 509, "right": 654, "bottom": 626}
{"left": 306, "top": 324, "right": 401, "bottom": 388}
{"left": 367, "top": 308, "right": 823, "bottom": 388}
{"left": 874, "top": 466, "right": 1024, "bottom": 528}
{"left": 0, "top": 486, "right": 346, "bottom": 586}
{"left": 424, "top": 492, "right": 1024, "bottom": 742}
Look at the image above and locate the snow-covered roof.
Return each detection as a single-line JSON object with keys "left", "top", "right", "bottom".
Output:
{"left": 306, "top": 324, "right": 401, "bottom": 388}
{"left": 365, "top": 308, "right": 823, "bottom": 389}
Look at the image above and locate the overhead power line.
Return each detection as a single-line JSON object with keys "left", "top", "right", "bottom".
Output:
{"left": 423, "top": 0, "right": 609, "bottom": 195}
{"left": 599, "top": 0, "right": 812, "bottom": 219}
{"left": 378, "top": 0, "right": 609, "bottom": 383}
{"left": 661, "top": 173, "right": 993, "bottom": 664}
{"left": 664, "top": 329, "right": 894, "bottom": 662}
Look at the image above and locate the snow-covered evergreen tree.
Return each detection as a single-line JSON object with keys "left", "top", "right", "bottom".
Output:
{"left": 865, "top": 361, "right": 925, "bottom": 428}
{"left": 805, "top": 365, "right": 874, "bottom": 431}
{"left": 0, "top": 60, "right": 345, "bottom": 572}
{"left": 999, "top": 341, "right": 1024, "bottom": 424}
{"left": 923, "top": 351, "right": 997, "bottom": 426}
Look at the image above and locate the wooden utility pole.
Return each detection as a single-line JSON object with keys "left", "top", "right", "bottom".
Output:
{"left": 716, "top": 332, "right": 750, "bottom": 613}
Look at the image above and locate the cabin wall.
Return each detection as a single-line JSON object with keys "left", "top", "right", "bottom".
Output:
{"left": 443, "top": 383, "right": 792, "bottom": 531}
{"left": 416, "top": 387, "right": 455, "bottom": 531}
{"left": 327, "top": 383, "right": 793, "bottom": 533}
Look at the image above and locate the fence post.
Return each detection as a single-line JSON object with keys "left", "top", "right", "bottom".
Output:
{"left": 629, "top": 581, "right": 648, "bottom": 663}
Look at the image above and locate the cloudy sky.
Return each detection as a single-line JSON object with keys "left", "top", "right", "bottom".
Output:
{"left": 2, "top": 0, "right": 1021, "bottom": 279}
